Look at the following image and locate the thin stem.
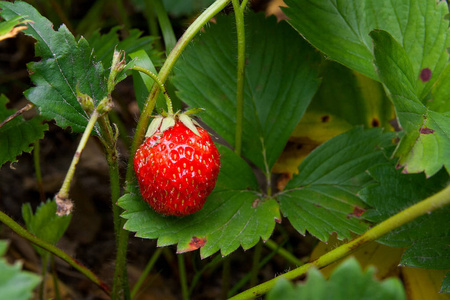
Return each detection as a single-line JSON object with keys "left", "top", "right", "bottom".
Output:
{"left": 264, "top": 240, "right": 303, "bottom": 266}
{"left": 95, "top": 109, "right": 130, "bottom": 299}
{"left": 57, "top": 110, "right": 99, "bottom": 199}
{"left": 126, "top": 0, "right": 232, "bottom": 181}
{"left": 39, "top": 254, "right": 49, "bottom": 300}
{"left": 0, "top": 210, "right": 110, "bottom": 295}
{"left": 229, "top": 184, "right": 450, "bottom": 299}
{"left": 222, "top": 257, "right": 231, "bottom": 300}
{"left": 131, "top": 247, "right": 163, "bottom": 299}
{"left": 107, "top": 145, "right": 130, "bottom": 300}
{"left": 0, "top": 103, "right": 34, "bottom": 128}
{"left": 131, "top": 65, "right": 173, "bottom": 114}
{"left": 178, "top": 254, "right": 189, "bottom": 300}
{"left": 240, "top": 0, "right": 250, "bottom": 11}
{"left": 189, "top": 255, "right": 223, "bottom": 296}
{"left": 227, "top": 240, "right": 284, "bottom": 298}
{"left": 232, "top": 0, "right": 246, "bottom": 156}
{"left": 249, "top": 241, "right": 263, "bottom": 287}
{"left": 33, "top": 141, "right": 45, "bottom": 202}
{"left": 50, "top": 255, "right": 62, "bottom": 300}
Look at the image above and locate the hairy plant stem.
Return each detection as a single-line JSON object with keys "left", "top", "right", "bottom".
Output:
{"left": 232, "top": 0, "right": 246, "bottom": 156}
{"left": 57, "top": 110, "right": 99, "bottom": 200}
{"left": 229, "top": 184, "right": 450, "bottom": 299}
{"left": 131, "top": 65, "right": 173, "bottom": 114}
{"left": 0, "top": 210, "right": 110, "bottom": 294}
{"left": 126, "top": 0, "right": 232, "bottom": 180}
{"left": 96, "top": 112, "right": 130, "bottom": 300}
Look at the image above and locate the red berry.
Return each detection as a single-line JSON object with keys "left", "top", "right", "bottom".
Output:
{"left": 134, "top": 120, "right": 221, "bottom": 216}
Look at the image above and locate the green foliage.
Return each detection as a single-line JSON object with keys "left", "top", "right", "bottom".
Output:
{"left": 87, "top": 26, "right": 162, "bottom": 71}
{"left": 120, "top": 128, "right": 395, "bottom": 257}
{"left": 173, "top": 12, "right": 321, "bottom": 172}
{"left": 22, "top": 200, "right": 72, "bottom": 258}
{"left": 266, "top": 257, "right": 406, "bottom": 300}
{"left": 284, "top": 0, "right": 450, "bottom": 176}
{"left": 0, "top": 94, "right": 47, "bottom": 167}
{"left": 119, "top": 144, "right": 280, "bottom": 258}
{"left": 0, "top": 240, "right": 41, "bottom": 300}
{"left": 371, "top": 30, "right": 450, "bottom": 176}
{"left": 284, "top": 0, "right": 450, "bottom": 98}
{"left": 279, "top": 127, "right": 396, "bottom": 241}
{"left": 360, "top": 164, "right": 449, "bottom": 289}
{"left": 0, "top": 1, "right": 108, "bottom": 133}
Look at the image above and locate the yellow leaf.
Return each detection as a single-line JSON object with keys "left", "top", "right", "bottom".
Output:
{"left": 0, "top": 25, "right": 28, "bottom": 41}
{"left": 402, "top": 267, "right": 450, "bottom": 300}
{"left": 272, "top": 112, "right": 352, "bottom": 176}
{"left": 309, "top": 233, "right": 405, "bottom": 279}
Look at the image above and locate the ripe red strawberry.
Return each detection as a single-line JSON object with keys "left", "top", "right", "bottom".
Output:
{"left": 134, "top": 117, "right": 221, "bottom": 216}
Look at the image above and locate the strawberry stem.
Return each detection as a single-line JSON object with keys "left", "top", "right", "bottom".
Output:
{"left": 232, "top": 0, "right": 246, "bottom": 156}
{"left": 126, "top": 0, "right": 232, "bottom": 181}
{"left": 131, "top": 65, "right": 174, "bottom": 115}
{"left": 57, "top": 109, "right": 100, "bottom": 201}
{"left": 0, "top": 210, "right": 111, "bottom": 295}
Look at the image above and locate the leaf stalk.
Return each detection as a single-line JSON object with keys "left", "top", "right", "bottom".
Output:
{"left": 229, "top": 184, "right": 450, "bottom": 299}
{"left": 231, "top": 0, "right": 246, "bottom": 156}
{"left": 0, "top": 210, "right": 111, "bottom": 295}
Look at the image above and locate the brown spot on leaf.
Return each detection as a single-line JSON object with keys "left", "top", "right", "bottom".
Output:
{"left": 187, "top": 236, "right": 206, "bottom": 252}
{"left": 420, "top": 127, "right": 435, "bottom": 134}
{"left": 371, "top": 118, "right": 380, "bottom": 127}
{"left": 349, "top": 206, "right": 365, "bottom": 218}
{"left": 252, "top": 198, "right": 261, "bottom": 208}
{"left": 321, "top": 115, "right": 330, "bottom": 123}
{"left": 420, "top": 68, "right": 432, "bottom": 82}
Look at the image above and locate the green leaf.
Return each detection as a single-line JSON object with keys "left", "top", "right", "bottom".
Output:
{"left": 284, "top": 0, "right": 450, "bottom": 100}
{"left": 359, "top": 164, "right": 450, "bottom": 271}
{"left": 119, "top": 144, "right": 280, "bottom": 258}
{"left": 87, "top": 26, "right": 162, "bottom": 71}
{"left": 371, "top": 30, "right": 450, "bottom": 176}
{"left": 0, "top": 1, "right": 108, "bottom": 133}
{"left": 0, "top": 95, "right": 48, "bottom": 167}
{"left": 129, "top": 49, "right": 167, "bottom": 113}
{"left": 173, "top": 12, "right": 321, "bottom": 172}
{"left": 277, "top": 127, "right": 396, "bottom": 241}
{"left": 266, "top": 257, "right": 406, "bottom": 300}
{"left": 0, "top": 240, "right": 41, "bottom": 300}
{"left": 22, "top": 200, "right": 72, "bottom": 258}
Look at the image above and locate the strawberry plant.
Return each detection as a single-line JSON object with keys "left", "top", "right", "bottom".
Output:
{"left": 0, "top": 0, "right": 449, "bottom": 299}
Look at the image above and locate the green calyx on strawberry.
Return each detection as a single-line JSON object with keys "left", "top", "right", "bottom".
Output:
{"left": 134, "top": 111, "right": 221, "bottom": 216}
